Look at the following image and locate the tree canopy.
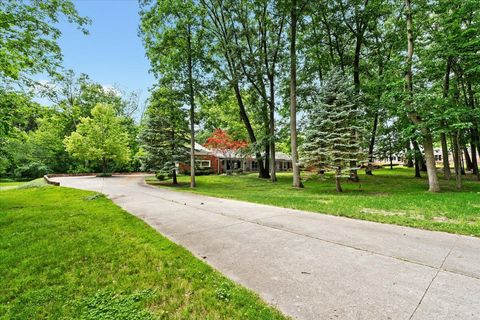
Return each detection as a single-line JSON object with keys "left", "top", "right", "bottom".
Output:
{"left": 64, "top": 103, "right": 131, "bottom": 175}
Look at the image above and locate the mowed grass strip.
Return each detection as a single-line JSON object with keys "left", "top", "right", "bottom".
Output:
{"left": 147, "top": 167, "right": 480, "bottom": 237}
{"left": 0, "top": 180, "right": 27, "bottom": 190}
{"left": 0, "top": 186, "right": 286, "bottom": 320}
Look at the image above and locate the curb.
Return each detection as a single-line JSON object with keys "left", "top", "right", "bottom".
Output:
{"left": 43, "top": 175, "right": 60, "bottom": 186}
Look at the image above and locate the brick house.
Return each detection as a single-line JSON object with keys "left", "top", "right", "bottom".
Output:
{"left": 178, "top": 143, "right": 292, "bottom": 174}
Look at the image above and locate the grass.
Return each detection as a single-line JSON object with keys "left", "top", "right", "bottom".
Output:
{"left": 0, "top": 180, "right": 27, "bottom": 190}
{"left": 0, "top": 185, "right": 286, "bottom": 319}
{"left": 146, "top": 167, "right": 480, "bottom": 237}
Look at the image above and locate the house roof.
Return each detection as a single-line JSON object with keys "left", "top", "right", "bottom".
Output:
{"left": 275, "top": 152, "right": 292, "bottom": 161}
{"left": 193, "top": 143, "right": 292, "bottom": 161}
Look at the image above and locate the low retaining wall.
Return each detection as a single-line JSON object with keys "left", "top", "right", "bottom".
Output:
{"left": 44, "top": 172, "right": 151, "bottom": 186}
{"left": 46, "top": 172, "right": 148, "bottom": 178}
{"left": 43, "top": 175, "right": 60, "bottom": 186}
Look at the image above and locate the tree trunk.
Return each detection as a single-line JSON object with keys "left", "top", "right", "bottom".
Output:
{"left": 335, "top": 166, "right": 343, "bottom": 192}
{"left": 441, "top": 58, "right": 452, "bottom": 180}
{"left": 411, "top": 139, "right": 421, "bottom": 178}
{"left": 405, "top": 142, "right": 414, "bottom": 167}
{"left": 404, "top": 0, "right": 439, "bottom": 191}
{"left": 414, "top": 156, "right": 421, "bottom": 178}
{"left": 172, "top": 169, "right": 177, "bottom": 185}
{"left": 232, "top": 82, "right": 268, "bottom": 178}
{"left": 289, "top": 0, "right": 303, "bottom": 188}
{"left": 389, "top": 137, "right": 393, "bottom": 170}
{"left": 471, "top": 141, "right": 480, "bottom": 180}
{"left": 422, "top": 133, "right": 440, "bottom": 192}
{"left": 464, "top": 146, "right": 473, "bottom": 171}
{"left": 263, "top": 100, "right": 271, "bottom": 179}
{"left": 452, "top": 132, "right": 462, "bottom": 190}
{"left": 420, "top": 154, "right": 427, "bottom": 172}
{"left": 187, "top": 24, "right": 196, "bottom": 188}
{"left": 366, "top": 111, "right": 379, "bottom": 175}
{"left": 440, "top": 133, "right": 451, "bottom": 180}
{"left": 102, "top": 157, "right": 107, "bottom": 175}
{"left": 269, "top": 75, "right": 277, "bottom": 182}
{"left": 264, "top": 142, "right": 270, "bottom": 178}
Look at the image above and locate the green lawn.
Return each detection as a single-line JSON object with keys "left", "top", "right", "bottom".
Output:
{"left": 0, "top": 185, "right": 286, "bottom": 319}
{"left": 147, "top": 167, "right": 480, "bottom": 237}
{"left": 0, "top": 180, "right": 27, "bottom": 190}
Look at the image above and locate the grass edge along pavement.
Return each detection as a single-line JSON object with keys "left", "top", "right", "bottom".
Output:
{"left": 146, "top": 167, "right": 480, "bottom": 237}
{"left": 0, "top": 184, "right": 287, "bottom": 319}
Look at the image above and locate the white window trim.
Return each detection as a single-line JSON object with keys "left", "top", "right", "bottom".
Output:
{"left": 195, "top": 160, "right": 211, "bottom": 168}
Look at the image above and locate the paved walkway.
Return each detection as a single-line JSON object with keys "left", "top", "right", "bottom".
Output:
{"left": 53, "top": 175, "right": 480, "bottom": 320}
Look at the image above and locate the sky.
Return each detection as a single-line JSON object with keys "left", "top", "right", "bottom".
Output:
{"left": 37, "top": 0, "right": 155, "bottom": 116}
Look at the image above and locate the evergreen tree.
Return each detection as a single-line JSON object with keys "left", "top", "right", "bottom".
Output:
{"left": 302, "top": 70, "right": 365, "bottom": 192}
{"left": 139, "top": 88, "right": 189, "bottom": 185}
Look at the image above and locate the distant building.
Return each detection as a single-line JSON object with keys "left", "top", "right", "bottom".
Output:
{"left": 376, "top": 147, "right": 479, "bottom": 167}
{"left": 178, "top": 143, "right": 292, "bottom": 174}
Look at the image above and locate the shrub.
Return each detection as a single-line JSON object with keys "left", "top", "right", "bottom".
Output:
{"left": 183, "top": 168, "right": 214, "bottom": 176}
{"left": 155, "top": 170, "right": 171, "bottom": 181}
{"left": 14, "top": 161, "right": 49, "bottom": 178}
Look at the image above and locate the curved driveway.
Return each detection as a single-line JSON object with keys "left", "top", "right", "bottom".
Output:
{"left": 53, "top": 175, "right": 480, "bottom": 320}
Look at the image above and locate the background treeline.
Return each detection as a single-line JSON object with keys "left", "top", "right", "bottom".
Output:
{"left": 0, "top": 1, "right": 143, "bottom": 178}
{"left": 2, "top": 0, "right": 480, "bottom": 193}
{"left": 138, "top": 0, "right": 480, "bottom": 191}
{"left": 0, "top": 72, "right": 141, "bottom": 178}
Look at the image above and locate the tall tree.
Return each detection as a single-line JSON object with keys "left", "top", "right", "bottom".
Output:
{"left": 140, "top": 0, "right": 205, "bottom": 188}
{"left": 289, "top": 0, "right": 303, "bottom": 188}
{"left": 0, "top": 0, "right": 89, "bottom": 86}
{"left": 64, "top": 104, "right": 130, "bottom": 175}
{"left": 232, "top": 0, "right": 287, "bottom": 182}
{"left": 404, "top": 0, "right": 440, "bottom": 192}
{"left": 302, "top": 70, "right": 365, "bottom": 192}
{"left": 200, "top": 0, "right": 269, "bottom": 178}
{"left": 139, "top": 88, "right": 189, "bottom": 185}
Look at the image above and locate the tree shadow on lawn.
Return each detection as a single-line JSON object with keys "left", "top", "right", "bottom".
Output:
{"left": 146, "top": 180, "right": 189, "bottom": 188}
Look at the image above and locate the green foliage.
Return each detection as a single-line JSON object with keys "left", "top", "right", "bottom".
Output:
{"left": 138, "top": 87, "right": 189, "bottom": 177}
{"left": 78, "top": 290, "right": 155, "bottom": 320}
{"left": 148, "top": 168, "right": 480, "bottom": 236}
{"left": 0, "top": 0, "right": 90, "bottom": 85}
{"left": 302, "top": 70, "right": 365, "bottom": 173}
{"left": 64, "top": 104, "right": 131, "bottom": 174}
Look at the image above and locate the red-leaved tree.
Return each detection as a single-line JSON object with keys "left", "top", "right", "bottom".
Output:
{"left": 204, "top": 128, "right": 248, "bottom": 171}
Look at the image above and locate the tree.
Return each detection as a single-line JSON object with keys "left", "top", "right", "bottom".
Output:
{"left": 230, "top": 0, "right": 287, "bottom": 182}
{"left": 404, "top": 0, "right": 440, "bottom": 192}
{"left": 289, "top": 0, "right": 303, "bottom": 188}
{"left": 138, "top": 88, "right": 189, "bottom": 185}
{"left": 139, "top": 0, "right": 205, "bottom": 188}
{"left": 204, "top": 128, "right": 247, "bottom": 171}
{"left": 0, "top": 0, "right": 89, "bottom": 86}
{"left": 200, "top": 0, "right": 270, "bottom": 179}
{"left": 64, "top": 104, "right": 130, "bottom": 175}
{"left": 301, "top": 70, "right": 365, "bottom": 192}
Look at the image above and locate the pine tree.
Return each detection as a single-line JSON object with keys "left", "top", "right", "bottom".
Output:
{"left": 302, "top": 70, "right": 365, "bottom": 192}
{"left": 138, "top": 88, "right": 189, "bottom": 184}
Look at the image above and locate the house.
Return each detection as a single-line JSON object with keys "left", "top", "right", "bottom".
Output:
{"left": 178, "top": 143, "right": 293, "bottom": 174}
{"left": 376, "top": 147, "right": 480, "bottom": 168}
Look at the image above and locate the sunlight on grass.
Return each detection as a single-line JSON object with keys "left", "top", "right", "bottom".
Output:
{"left": 0, "top": 186, "right": 286, "bottom": 319}
{"left": 147, "top": 167, "right": 480, "bottom": 237}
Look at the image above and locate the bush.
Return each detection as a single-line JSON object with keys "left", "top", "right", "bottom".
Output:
{"left": 183, "top": 168, "right": 214, "bottom": 176}
{"left": 225, "top": 168, "right": 242, "bottom": 176}
{"left": 14, "top": 161, "right": 49, "bottom": 178}
{"left": 196, "top": 168, "right": 214, "bottom": 176}
{"left": 155, "top": 170, "right": 171, "bottom": 181}
{"left": 96, "top": 172, "right": 112, "bottom": 177}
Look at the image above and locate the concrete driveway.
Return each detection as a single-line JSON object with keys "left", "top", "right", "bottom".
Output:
{"left": 53, "top": 175, "right": 480, "bottom": 320}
